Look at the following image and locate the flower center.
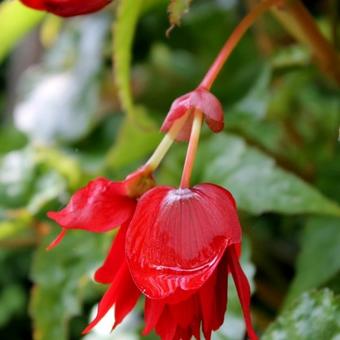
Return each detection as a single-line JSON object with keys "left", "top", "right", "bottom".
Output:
{"left": 164, "top": 188, "right": 196, "bottom": 205}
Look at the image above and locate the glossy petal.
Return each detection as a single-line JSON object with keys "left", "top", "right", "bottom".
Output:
{"left": 83, "top": 261, "right": 140, "bottom": 334}
{"left": 161, "top": 87, "right": 224, "bottom": 141}
{"left": 20, "top": 0, "right": 111, "bottom": 17}
{"left": 199, "top": 252, "right": 229, "bottom": 339}
{"left": 228, "top": 245, "right": 258, "bottom": 340}
{"left": 94, "top": 223, "right": 129, "bottom": 284}
{"left": 126, "top": 183, "right": 241, "bottom": 299}
{"left": 143, "top": 299, "right": 165, "bottom": 335}
{"left": 155, "top": 306, "right": 177, "bottom": 340}
{"left": 48, "top": 177, "right": 136, "bottom": 233}
{"left": 151, "top": 296, "right": 208, "bottom": 339}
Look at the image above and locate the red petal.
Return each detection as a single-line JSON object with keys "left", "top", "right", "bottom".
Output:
{"left": 48, "top": 177, "right": 136, "bottom": 234}
{"left": 20, "top": 0, "right": 45, "bottom": 10}
{"left": 83, "top": 261, "right": 140, "bottom": 334}
{"left": 46, "top": 228, "right": 67, "bottom": 250}
{"left": 94, "top": 223, "right": 128, "bottom": 284}
{"left": 168, "top": 295, "right": 200, "bottom": 329}
{"left": 161, "top": 87, "right": 224, "bottom": 142}
{"left": 126, "top": 183, "right": 241, "bottom": 299}
{"left": 143, "top": 299, "right": 165, "bottom": 335}
{"left": 199, "top": 252, "right": 229, "bottom": 339}
{"left": 191, "top": 87, "right": 224, "bottom": 133}
{"left": 228, "top": 245, "right": 258, "bottom": 340}
{"left": 155, "top": 306, "right": 177, "bottom": 340}
{"left": 21, "top": 0, "right": 111, "bottom": 17}
{"left": 112, "top": 268, "right": 141, "bottom": 329}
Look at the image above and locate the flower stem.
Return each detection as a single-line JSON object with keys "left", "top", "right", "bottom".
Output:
{"left": 143, "top": 0, "right": 282, "bottom": 175}
{"left": 145, "top": 114, "right": 188, "bottom": 172}
{"left": 180, "top": 110, "right": 204, "bottom": 188}
{"left": 270, "top": 0, "right": 340, "bottom": 85}
{"left": 200, "top": 0, "right": 281, "bottom": 90}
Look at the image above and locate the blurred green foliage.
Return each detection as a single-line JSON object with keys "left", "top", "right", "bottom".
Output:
{"left": 0, "top": 0, "right": 339, "bottom": 339}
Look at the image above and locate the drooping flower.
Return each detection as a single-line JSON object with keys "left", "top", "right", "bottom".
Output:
{"left": 161, "top": 87, "right": 224, "bottom": 141}
{"left": 126, "top": 183, "right": 257, "bottom": 340}
{"left": 68, "top": 182, "right": 258, "bottom": 340}
{"left": 20, "top": 0, "right": 112, "bottom": 17}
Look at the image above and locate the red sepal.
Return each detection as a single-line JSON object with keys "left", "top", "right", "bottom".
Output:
{"left": 82, "top": 261, "right": 140, "bottom": 334}
{"left": 47, "top": 177, "right": 136, "bottom": 234}
{"left": 94, "top": 223, "right": 129, "bottom": 284}
{"left": 20, "top": 0, "right": 111, "bottom": 17}
{"left": 126, "top": 183, "right": 241, "bottom": 300}
{"left": 161, "top": 87, "right": 224, "bottom": 141}
{"left": 228, "top": 245, "right": 258, "bottom": 340}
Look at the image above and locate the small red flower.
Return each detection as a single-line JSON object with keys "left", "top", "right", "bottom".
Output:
{"left": 20, "top": 0, "right": 111, "bottom": 17}
{"left": 161, "top": 87, "right": 224, "bottom": 141}
{"left": 56, "top": 182, "right": 257, "bottom": 339}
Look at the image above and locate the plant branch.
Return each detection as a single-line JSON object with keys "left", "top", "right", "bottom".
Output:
{"left": 269, "top": 0, "right": 340, "bottom": 85}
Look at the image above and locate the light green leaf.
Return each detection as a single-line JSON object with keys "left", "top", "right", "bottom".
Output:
{"left": 0, "top": 148, "right": 36, "bottom": 208}
{"left": 159, "top": 133, "right": 340, "bottom": 216}
{"left": 106, "top": 108, "right": 161, "bottom": 170}
{"left": 285, "top": 217, "right": 340, "bottom": 305}
{"left": 114, "top": 0, "right": 144, "bottom": 118}
{"left": 27, "top": 171, "right": 67, "bottom": 214}
{"left": 168, "top": 0, "right": 192, "bottom": 28}
{"left": 0, "top": 211, "right": 33, "bottom": 241}
{"left": 0, "top": 0, "right": 44, "bottom": 62}
{"left": 113, "top": 0, "right": 163, "bottom": 119}
{"left": 263, "top": 289, "right": 340, "bottom": 340}
{"left": 200, "top": 134, "right": 340, "bottom": 216}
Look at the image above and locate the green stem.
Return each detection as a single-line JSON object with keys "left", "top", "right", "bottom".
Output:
{"left": 144, "top": 114, "right": 188, "bottom": 172}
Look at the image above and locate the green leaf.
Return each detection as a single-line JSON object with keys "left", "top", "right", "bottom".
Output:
{"left": 27, "top": 171, "right": 67, "bottom": 215}
{"left": 0, "top": 148, "right": 36, "bottom": 208}
{"left": 285, "top": 217, "right": 340, "bottom": 305}
{"left": 0, "top": 0, "right": 44, "bottom": 62}
{"left": 0, "top": 284, "right": 26, "bottom": 327}
{"left": 229, "top": 66, "right": 272, "bottom": 120}
{"left": 114, "top": 0, "right": 144, "bottom": 118}
{"left": 201, "top": 134, "right": 340, "bottom": 216}
{"left": 159, "top": 133, "right": 340, "bottom": 216}
{"left": 113, "top": 0, "right": 162, "bottom": 119}
{"left": 0, "top": 211, "right": 33, "bottom": 241}
{"left": 106, "top": 108, "right": 161, "bottom": 170}
{"left": 30, "top": 231, "right": 108, "bottom": 340}
{"left": 263, "top": 289, "right": 340, "bottom": 340}
{"left": 168, "top": 0, "right": 192, "bottom": 28}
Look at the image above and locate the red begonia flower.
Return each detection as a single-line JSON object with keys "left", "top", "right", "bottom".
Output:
{"left": 126, "top": 184, "right": 240, "bottom": 299}
{"left": 161, "top": 87, "right": 224, "bottom": 141}
{"left": 83, "top": 183, "right": 257, "bottom": 339}
{"left": 20, "top": 0, "right": 111, "bottom": 17}
{"left": 48, "top": 179, "right": 257, "bottom": 339}
{"left": 125, "top": 183, "right": 257, "bottom": 339}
